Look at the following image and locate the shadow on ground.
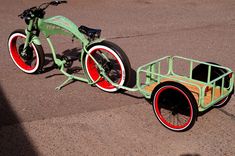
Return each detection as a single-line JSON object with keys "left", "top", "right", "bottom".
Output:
{"left": 0, "top": 85, "right": 39, "bottom": 155}
{"left": 180, "top": 154, "right": 200, "bottom": 156}
{"left": 42, "top": 48, "right": 82, "bottom": 74}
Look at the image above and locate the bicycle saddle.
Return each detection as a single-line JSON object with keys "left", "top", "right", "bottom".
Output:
{"left": 78, "top": 25, "right": 101, "bottom": 39}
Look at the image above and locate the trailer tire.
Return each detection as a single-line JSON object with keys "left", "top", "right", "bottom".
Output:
{"left": 151, "top": 81, "right": 198, "bottom": 132}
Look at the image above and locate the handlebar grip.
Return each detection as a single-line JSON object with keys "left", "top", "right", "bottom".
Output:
{"left": 50, "top": 0, "right": 67, "bottom": 6}
{"left": 60, "top": 1, "right": 67, "bottom": 3}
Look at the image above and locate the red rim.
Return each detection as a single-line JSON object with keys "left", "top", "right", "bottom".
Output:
{"left": 154, "top": 86, "right": 193, "bottom": 130}
{"left": 9, "top": 33, "right": 38, "bottom": 72}
{"left": 86, "top": 47, "right": 124, "bottom": 91}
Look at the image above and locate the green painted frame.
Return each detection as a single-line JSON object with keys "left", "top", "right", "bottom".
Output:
{"left": 24, "top": 14, "right": 107, "bottom": 89}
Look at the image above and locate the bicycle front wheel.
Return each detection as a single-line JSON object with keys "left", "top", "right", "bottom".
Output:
{"left": 8, "top": 29, "right": 44, "bottom": 74}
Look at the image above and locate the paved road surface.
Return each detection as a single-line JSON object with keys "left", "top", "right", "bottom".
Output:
{"left": 0, "top": 0, "right": 235, "bottom": 155}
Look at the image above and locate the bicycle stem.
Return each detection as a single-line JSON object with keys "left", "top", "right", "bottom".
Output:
{"left": 23, "top": 20, "right": 34, "bottom": 53}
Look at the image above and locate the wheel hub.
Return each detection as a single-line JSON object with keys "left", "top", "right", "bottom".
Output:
{"left": 168, "top": 101, "right": 179, "bottom": 116}
{"left": 103, "top": 62, "right": 112, "bottom": 73}
{"left": 97, "top": 59, "right": 112, "bottom": 74}
{"left": 19, "top": 44, "right": 33, "bottom": 60}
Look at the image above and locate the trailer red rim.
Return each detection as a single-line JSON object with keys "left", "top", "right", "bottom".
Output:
{"left": 153, "top": 85, "right": 194, "bottom": 131}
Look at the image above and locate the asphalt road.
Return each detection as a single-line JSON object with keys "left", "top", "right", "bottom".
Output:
{"left": 0, "top": 0, "right": 235, "bottom": 155}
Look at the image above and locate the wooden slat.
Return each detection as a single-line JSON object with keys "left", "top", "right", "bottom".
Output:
{"left": 143, "top": 76, "right": 227, "bottom": 106}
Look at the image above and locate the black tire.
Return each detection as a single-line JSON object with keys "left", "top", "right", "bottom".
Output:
{"left": 84, "top": 40, "right": 131, "bottom": 92}
{"left": 192, "top": 62, "right": 233, "bottom": 107}
{"left": 8, "top": 29, "right": 44, "bottom": 74}
{"left": 151, "top": 81, "right": 198, "bottom": 132}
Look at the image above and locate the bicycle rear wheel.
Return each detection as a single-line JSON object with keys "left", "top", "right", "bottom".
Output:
{"left": 85, "top": 40, "right": 131, "bottom": 92}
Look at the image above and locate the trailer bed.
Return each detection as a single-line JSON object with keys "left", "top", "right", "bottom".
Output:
{"left": 143, "top": 75, "right": 228, "bottom": 107}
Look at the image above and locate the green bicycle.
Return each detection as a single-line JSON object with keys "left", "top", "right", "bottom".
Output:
{"left": 8, "top": 0, "right": 131, "bottom": 92}
{"left": 8, "top": 0, "right": 234, "bottom": 132}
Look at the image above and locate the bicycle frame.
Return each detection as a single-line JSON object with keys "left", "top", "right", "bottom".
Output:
{"left": 23, "top": 15, "right": 114, "bottom": 90}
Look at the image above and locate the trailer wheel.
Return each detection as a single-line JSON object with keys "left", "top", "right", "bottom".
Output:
{"left": 192, "top": 62, "right": 233, "bottom": 108}
{"left": 151, "top": 81, "right": 198, "bottom": 132}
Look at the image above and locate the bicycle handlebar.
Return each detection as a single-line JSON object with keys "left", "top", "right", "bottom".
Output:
{"left": 18, "top": 0, "right": 67, "bottom": 20}
{"left": 49, "top": 0, "right": 67, "bottom": 6}
{"left": 39, "top": 0, "right": 67, "bottom": 10}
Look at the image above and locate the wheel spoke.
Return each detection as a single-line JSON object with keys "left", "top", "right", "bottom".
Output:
{"left": 180, "top": 114, "right": 189, "bottom": 121}
{"left": 160, "top": 109, "right": 172, "bottom": 116}
{"left": 165, "top": 113, "right": 173, "bottom": 123}
{"left": 176, "top": 114, "right": 184, "bottom": 126}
